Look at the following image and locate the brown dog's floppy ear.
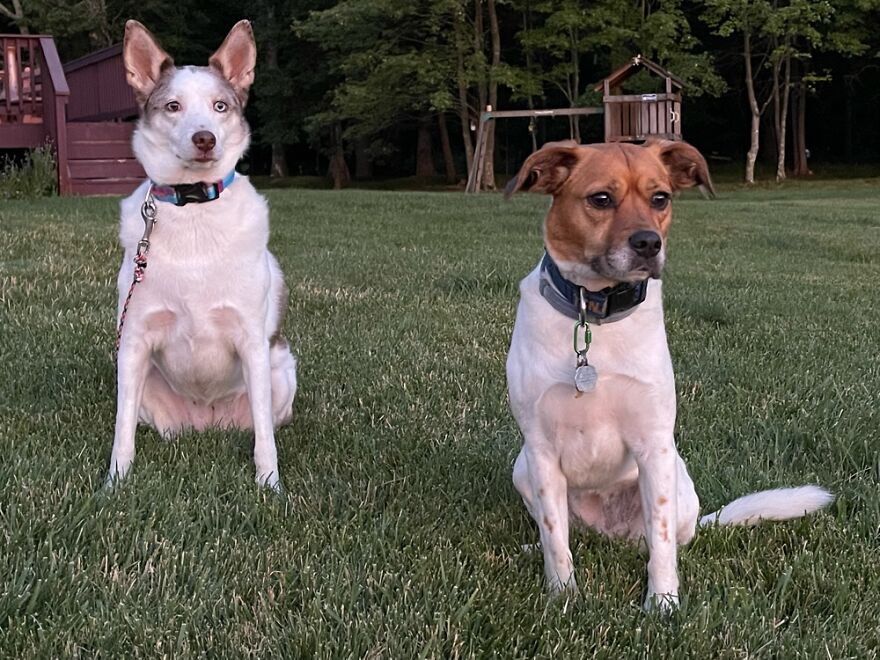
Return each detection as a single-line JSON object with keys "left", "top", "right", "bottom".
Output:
{"left": 504, "top": 144, "right": 580, "bottom": 199}
{"left": 647, "top": 139, "right": 715, "bottom": 198}
{"left": 210, "top": 20, "right": 257, "bottom": 103}
{"left": 123, "top": 20, "right": 174, "bottom": 105}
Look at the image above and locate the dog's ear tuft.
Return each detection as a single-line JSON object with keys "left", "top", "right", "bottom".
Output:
{"left": 209, "top": 20, "right": 257, "bottom": 104}
{"left": 123, "top": 20, "right": 174, "bottom": 105}
{"left": 646, "top": 139, "right": 715, "bottom": 198}
{"left": 505, "top": 144, "right": 580, "bottom": 199}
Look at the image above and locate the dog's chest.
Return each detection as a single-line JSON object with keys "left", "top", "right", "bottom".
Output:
{"left": 146, "top": 301, "right": 248, "bottom": 401}
{"left": 538, "top": 379, "right": 667, "bottom": 488}
{"left": 118, "top": 189, "right": 273, "bottom": 401}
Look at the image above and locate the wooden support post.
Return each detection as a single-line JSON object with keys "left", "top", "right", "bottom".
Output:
{"left": 465, "top": 106, "right": 604, "bottom": 193}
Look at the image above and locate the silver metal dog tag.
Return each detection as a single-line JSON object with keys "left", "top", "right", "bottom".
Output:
{"left": 574, "top": 363, "right": 598, "bottom": 392}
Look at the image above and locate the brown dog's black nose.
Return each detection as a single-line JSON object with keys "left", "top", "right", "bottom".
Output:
{"left": 629, "top": 230, "right": 662, "bottom": 258}
{"left": 192, "top": 131, "right": 216, "bottom": 153}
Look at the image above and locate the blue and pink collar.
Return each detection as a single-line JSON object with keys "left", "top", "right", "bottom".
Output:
{"left": 150, "top": 170, "right": 236, "bottom": 206}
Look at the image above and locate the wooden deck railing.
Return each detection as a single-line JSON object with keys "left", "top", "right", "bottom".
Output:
{"left": 0, "top": 34, "right": 70, "bottom": 193}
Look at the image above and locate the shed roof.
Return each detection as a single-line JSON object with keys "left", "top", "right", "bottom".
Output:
{"left": 592, "top": 54, "right": 684, "bottom": 92}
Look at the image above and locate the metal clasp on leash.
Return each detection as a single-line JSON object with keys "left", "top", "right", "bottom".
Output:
{"left": 573, "top": 289, "right": 592, "bottom": 357}
{"left": 114, "top": 185, "right": 157, "bottom": 359}
{"left": 572, "top": 288, "right": 598, "bottom": 392}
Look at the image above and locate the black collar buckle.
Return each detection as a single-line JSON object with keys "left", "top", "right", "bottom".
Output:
{"left": 172, "top": 182, "right": 214, "bottom": 206}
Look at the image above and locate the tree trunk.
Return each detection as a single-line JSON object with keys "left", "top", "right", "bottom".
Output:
{"left": 265, "top": 16, "right": 288, "bottom": 179}
{"left": 792, "top": 80, "right": 811, "bottom": 176}
{"left": 843, "top": 74, "right": 854, "bottom": 161}
{"left": 455, "top": 28, "right": 475, "bottom": 177}
{"left": 775, "top": 53, "right": 791, "bottom": 182}
{"left": 85, "top": 0, "right": 113, "bottom": 47}
{"left": 0, "top": 0, "right": 27, "bottom": 32}
{"left": 354, "top": 139, "right": 372, "bottom": 180}
{"left": 416, "top": 117, "right": 434, "bottom": 178}
{"left": 271, "top": 143, "right": 288, "bottom": 178}
{"left": 570, "top": 26, "right": 581, "bottom": 143}
{"left": 522, "top": 8, "right": 538, "bottom": 153}
{"left": 473, "top": 0, "right": 486, "bottom": 113}
{"left": 437, "top": 113, "right": 457, "bottom": 183}
{"left": 743, "top": 33, "right": 760, "bottom": 185}
{"left": 481, "top": 0, "right": 501, "bottom": 190}
{"left": 327, "top": 124, "right": 350, "bottom": 189}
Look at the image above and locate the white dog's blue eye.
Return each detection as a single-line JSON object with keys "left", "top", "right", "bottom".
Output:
{"left": 165, "top": 101, "right": 181, "bottom": 112}
{"left": 214, "top": 101, "right": 228, "bottom": 113}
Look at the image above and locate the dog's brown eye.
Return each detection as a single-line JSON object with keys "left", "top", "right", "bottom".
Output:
{"left": 651, "top": 192, "right": 671, "bottom": 210}
{"left": 214, "top": 101, "right": 228, "bottom": 113}
{"left": 587, "top": 192, "right": 614, "bottom": 209}
{"left": 165, "top": 101, "right": 181, "bottom": 113}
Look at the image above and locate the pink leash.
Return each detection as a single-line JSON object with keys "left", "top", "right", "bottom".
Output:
{"left": 114, "top": 185, "right": 157, "bottom": 360}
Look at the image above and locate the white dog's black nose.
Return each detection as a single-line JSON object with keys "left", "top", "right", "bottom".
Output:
{"left": 629, "top": 230, "right": 662, "bottom": 258}
{"left": 192, "top": 131, "right": 216, "bottom": 153}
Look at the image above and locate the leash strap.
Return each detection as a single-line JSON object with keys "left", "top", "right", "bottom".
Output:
{"left": 114, "top": 185, "right": 157, "bottom": 360}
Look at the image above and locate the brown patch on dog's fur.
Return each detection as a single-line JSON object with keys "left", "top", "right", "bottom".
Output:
{"left": 657, "top": 496, "right": 668, "bottom": 506}
{"left": 507, "top": 140, "right": 712, "bottom": 280}
{"left": 543, "top": 516, "right": 554, "bottom": 533}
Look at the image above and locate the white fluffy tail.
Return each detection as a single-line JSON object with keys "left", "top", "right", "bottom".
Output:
{"left": 698, "top": 485, "right": 833, "bottom": 528}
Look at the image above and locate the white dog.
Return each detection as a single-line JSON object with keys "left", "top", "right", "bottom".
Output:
{"left": 505, "top": 140, "right": 832, "bottom": 610}
{"left": 107, "top": 20, "right": 297, "bottom": 490}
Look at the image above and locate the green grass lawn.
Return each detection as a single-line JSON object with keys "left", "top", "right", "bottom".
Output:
{"left": 1, "top": 182, "right": 878, "bottom": 657}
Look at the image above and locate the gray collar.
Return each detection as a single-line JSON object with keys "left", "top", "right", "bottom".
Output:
{"left": 538, "top": 252, "right": 649, "bottom": 324}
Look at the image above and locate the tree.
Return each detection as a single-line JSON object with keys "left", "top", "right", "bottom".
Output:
{"left": 703, "top": 0, "right": 779, "bottom": 183}
{"left": 296, "top": 0, "right": 460, "bottom": 184}
{"left": 0, "top": 0, "right": 26, "bottom": 33}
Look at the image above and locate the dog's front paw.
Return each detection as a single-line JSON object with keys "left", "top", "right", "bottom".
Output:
{"left": 255, "top": 469, "right": 283, "bottom": 493}
{"left": 103, "top": 459, "right": 134, "bottom": 491}
{"left": 546, "top": 574, "right": 578, "bottom": 599}
{"left": 643, "top": 591, "right": 680, "bottom": 614}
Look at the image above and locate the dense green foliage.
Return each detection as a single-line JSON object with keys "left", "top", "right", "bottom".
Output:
{"left": 0, "top": 143, "right": 57, "bottom": 199}
{"left": 3, "top": 0, "right": 880, "bottom": 181}
{"left": 1, "top": 184, "right": 878, "bottom": 655}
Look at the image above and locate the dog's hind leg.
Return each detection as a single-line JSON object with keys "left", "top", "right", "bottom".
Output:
{"left": 138, "top": 366, "right": 195, "bottom": 437}
{"left": 217, "top": 341, "right": 297, "bottom": 430}
{"left": 237, "top": 329, "right": 283, "bottom": 490}
{"left": 270, "top": 340, "right": 297, "bottom": 427}
{"left": 675, "top": 455, "right": 699, "bottom": 546}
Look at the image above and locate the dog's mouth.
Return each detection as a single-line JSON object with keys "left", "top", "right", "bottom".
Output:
{"left": 592, "top": 253, "right": 664, "bottom": 282}
{"left": 175, "top": 150, "right": 220, "bottom": 165}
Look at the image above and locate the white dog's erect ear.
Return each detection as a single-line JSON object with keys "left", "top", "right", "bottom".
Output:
{"left": 209, "top": 20, "right": 257, "bottom": 102}
{"left": 123, "top": 20, "right": 174, "bottom": 104}
{"left": 646, "top": 139, "right": 715, "bottom": 198}
{"left": 505, "top": 143, "right": 580, "bottom": 198}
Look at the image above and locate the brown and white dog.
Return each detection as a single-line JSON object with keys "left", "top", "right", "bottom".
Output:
{"left": 505, "top": 140, "right": 831, "bottom": 610}
{"left": 107, "top": 21, "right": 297, "bottom": 490}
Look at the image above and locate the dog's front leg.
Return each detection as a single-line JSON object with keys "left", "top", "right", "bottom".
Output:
{"left": 634, "top": 438, "right": 679, "bottom": 611}
{"left": 239, "top": 333, "right": 282, "bottom": 491}
{"left": 522, "top": 444, "right": 576, "bottom": 595}
{"left": 106, "top": 336, "right": 151, "bottom": 487}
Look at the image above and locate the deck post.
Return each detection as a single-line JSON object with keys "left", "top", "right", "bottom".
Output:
{"left": 38, "top": 37, "right": 70, "bottom": 194}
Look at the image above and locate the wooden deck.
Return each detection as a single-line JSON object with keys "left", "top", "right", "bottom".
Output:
{"left": 0, "top": 35, "right": 144, "bottom": 196}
